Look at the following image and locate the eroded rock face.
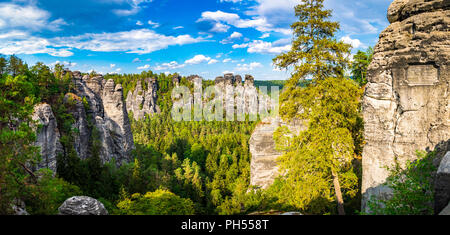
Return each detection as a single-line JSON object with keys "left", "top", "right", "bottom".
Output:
{"left": 435, "top": 152, "right": 450, "bottom": 213}
{"left": 72, "top": 74, "right": 134, "bottom": 165}
{"left": 361, "top": 0, "right": 450, "bottom": 211}
{"left": 58, "top": 196, "right": 108, "bottom": 215}
{"left": 249, "top": 116, "right": 304, "bottom": 189}
{"left": 126, "top": 78, "right": 160, "bottom": 120}
{"left": 32, "top": 103, "right": 63, "bottom": 172}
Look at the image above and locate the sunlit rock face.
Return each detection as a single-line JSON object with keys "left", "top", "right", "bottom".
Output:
{"left": 126, "top": 78, "right": 160, "bottom": 120}
{"left": 32, "top": 103, "right": 63, "bottom": 172}
{"left": 361, "top": 0, "right": 450, "bottom": 211}
{"left": 33, "top": 72, "right": 134, "bottom": 171}
{"left": 249, "top": 116, "right": 304, "bottom": 189}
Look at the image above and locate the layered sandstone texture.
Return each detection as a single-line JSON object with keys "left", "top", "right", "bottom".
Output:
{"left": 249, "top": 117, "right": 304, "bottom": 189}
{"left": 126, "top": 78, "right": 160, "bottom": 120}
{"left": 33, "top": 71, "right": 134, "bottom": 170}
{"left": 362, "top": 0, "right": 449, "bottom": 210}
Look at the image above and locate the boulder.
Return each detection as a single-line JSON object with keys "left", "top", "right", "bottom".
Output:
{"left": 58, "top": 196, "right": 108, "bottom": 215}
{"left": 435, "top": 152, "right": 450, "bottom": 213}
{"left": 361, "top": 0, "right": 450, "bottom": 211}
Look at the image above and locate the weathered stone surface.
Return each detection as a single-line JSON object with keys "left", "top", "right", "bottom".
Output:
{"left": 72, "top": 74, "right": 134, "bottom": 165}
{"left": 11, "top": 199, "right": 29, "bottom": 215}
{"left": 249, "top": 116, "right": 304, "bottom": 189}
{"left": 58, "top": 196, "right": 108, "bottom": 215}
{"left": 32, "top": 103, "right": 63, "bottom": 172}
{"left": 361, "top": 0, "right": 450, "bottom": 211}
{"left": 435, "top": 152, "right": 450, "bottom": 213}
{"left": 126, "top": 78, "right": 160, "bottom": 120}
{"left": 439, "top": 202, "right": 450, "bottom": 215}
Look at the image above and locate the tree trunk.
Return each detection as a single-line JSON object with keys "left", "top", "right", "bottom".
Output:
{"left": 332, "top": 171, "right": 346, "bottom": 215}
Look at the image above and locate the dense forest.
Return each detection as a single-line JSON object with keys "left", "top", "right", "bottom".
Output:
{"left": 1, "top": 0, "right": 437, "bottom": 216}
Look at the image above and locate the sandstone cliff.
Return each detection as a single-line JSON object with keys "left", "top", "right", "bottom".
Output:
{"left": 32, "top": 103, "right": 63, "bottom": 172}
{"left": 126, "top": 78, "right": 160, "bottom": 120}
{"left": 361, "top": 0, "right": 450, "bottom": 211}
{"left": 33, "top": 71, "right": 134, "bottom": 171}
{"left": 249, "top": 116, "right": 304, "bottom": 189}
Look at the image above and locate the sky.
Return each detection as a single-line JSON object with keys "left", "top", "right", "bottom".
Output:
{"left": 0, "top": 0, "right": 393, "bottom": 80}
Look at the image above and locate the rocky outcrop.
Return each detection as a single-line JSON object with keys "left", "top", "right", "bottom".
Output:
{"left": 439, "top": 202, "right": 450, "bottom": 215}
{"left": 126, "top": 78, "right": 160, "bottom": 120}
{"left": 58, "top": 196, "right": 108, "bottom": 215}
{"left": 435, "top": 152, "right": 450, "bottom": 213}
{"left": 72, "top": 72, "right": 134, "bottom": 165}
{"left": 249, "top": 116, "right": 304, "bottom": 189}
{"left": 32, "top": 103, "right": 63, "bottom": 172}
{"left": 33, "top": 71, "right": 134, "bottom": 171}
{"left": 361, "top": 0, "right": 450, "bottom": 210}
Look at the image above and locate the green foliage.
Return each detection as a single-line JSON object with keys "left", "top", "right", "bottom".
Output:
{"left": 351, "top": 47, "right": 373, "bottom": 87}
{"left": 116, "top": 189, "right": 195, "bottom": 215}
{"left": 270, "top": 0, "right": 363, "bottom": 215}
{"left": 23, "top": 169, "right": 82, "bottom": 215}
{"left": 365, "top": 151, "right": 436, "bottom": 215}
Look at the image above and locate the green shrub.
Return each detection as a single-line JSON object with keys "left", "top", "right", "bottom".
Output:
{"left": 365, "top": 151, "right": 436, "bottom": 215}
{"left": 117, "top": 189, "right": 195, "bottom": 215}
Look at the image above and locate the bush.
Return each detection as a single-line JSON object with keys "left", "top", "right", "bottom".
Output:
{"left": 365, "top": 151, "right": 436, "bottom": 215}
{"left": 116, "top": 189, "right": 195, "bottom": 215}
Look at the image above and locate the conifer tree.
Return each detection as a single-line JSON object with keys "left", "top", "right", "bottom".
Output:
{"left": 272, "top": 0, "right": 362, "bottom": 215}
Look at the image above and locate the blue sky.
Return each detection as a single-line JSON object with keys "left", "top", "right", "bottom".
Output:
{"left": 0, "top": 0, "right": 392, "bottom": 80}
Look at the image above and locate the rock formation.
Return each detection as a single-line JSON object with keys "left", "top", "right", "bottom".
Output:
{"left": 126, "top": 78, "right": 160, "bottom": 120}
{"left": 58, "top": 196, "right": 108, "bottom": 215}
{"left": 72, "top": 72, "right": 134, "bottom": 165}
{"left": 32, "top": 103, "right": 63, "bottom": 172}
{"left": 361, "top": 0, "right": 449, "bottom": 210}
{"left": 435, "top": 151, "right": 450, "bottom": 213}
{"left": 33, "top": 71, "right": 134, "bottom": 171}
{"left": 249, "top": 116, "right": 304, "bottom": 189}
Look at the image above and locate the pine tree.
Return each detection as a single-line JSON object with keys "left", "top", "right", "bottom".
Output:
{"left": 272, "top": 0, "right": 361, "bottom": 215}
{"left": 351, "top": 47, "right": 373, "bottom": 87}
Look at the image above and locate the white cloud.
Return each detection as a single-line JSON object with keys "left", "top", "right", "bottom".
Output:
{"left": 197, "top": 10, "right": 284, "bottom": 34}
{"left": 110, "top": 64, "right": 116, "bottom": 68}
{"left": 341, "top": 35, "right": 366, "bottom": 49}
{"left": 154, "top": 61, "right": 185, "bottom": 71}
{"left": 236, "top": 62, "right": 262, "bottom": 71}
{"left": 132, "top": 58, "right": 142, "bottom": 63}
{"left": 210, "top": 22, "right": 230, "bottom": 33}
{"left": 220, "top": 31, "right": 243, "bottom": 44}
{"left": 208, "top": 59, "right": 219, "bottom": 64}
{"left": 173, "top": 26, "right": 184, "bottom": 30}
{"left": 0, "top": 3, "right": 67, "bottom": 32}
{"left": 148, "top": 20, "right": 160, "bottom": 28}
{"left": 136, "top": 20, "right": 143, "bottom": 26}
{"left": 52, "top": 29, "right": 205, "bottom": 55}
{"left": 222, "top": 58, "right": 232, "bottom": 63}
{"left": 0, "top": 31, "right": 73, "bottom": 57}
{"left": 233, "top": 39, "right": 291, "bottom": 54}
{"left": 113, "top": 0, "right": 154, "bottom": 16}
{"left": 137, "top": 64, "right": 150, "bottom": 70}
{"left": 185, "top": 55, "right": 212, "bottom": 65}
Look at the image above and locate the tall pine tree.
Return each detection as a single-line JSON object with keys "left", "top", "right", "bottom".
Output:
{"left": 272, "top": 0, "right": 362, "bottom": 215}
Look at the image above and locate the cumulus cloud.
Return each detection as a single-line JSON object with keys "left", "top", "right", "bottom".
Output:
{"left": 341, "top": 35, "right": 366, "bottom": 49}
{"left": 52, "top": 29, "right": 205, "bottom": 55}
{"left": 232, "top": 39, "right": 291, "bottom": 54}
{"left": 197, "top": 10, "right": 285, "bottom": 34}
{"left": 236, "top": 62, "right": 262, "bottom": 71}
{"left": 220, "top": 31, "right": 243, "bottom": 44}
{"left": 153, "top": 61, "right": 185, "bottom": 71}
{"left": 0, "top": 3, "right": 67, "bottom": 32}
{"left": 185, "top": 55, "right": 212, "bottom": 65}
{"left": 113, "top": 0, "right": 154, "bottom": 16}
{"left": 148, "top": 20, "right": 160, "bottom": 28}
{"left": 137, "top": 64, "right": 150, "bottom": 70}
